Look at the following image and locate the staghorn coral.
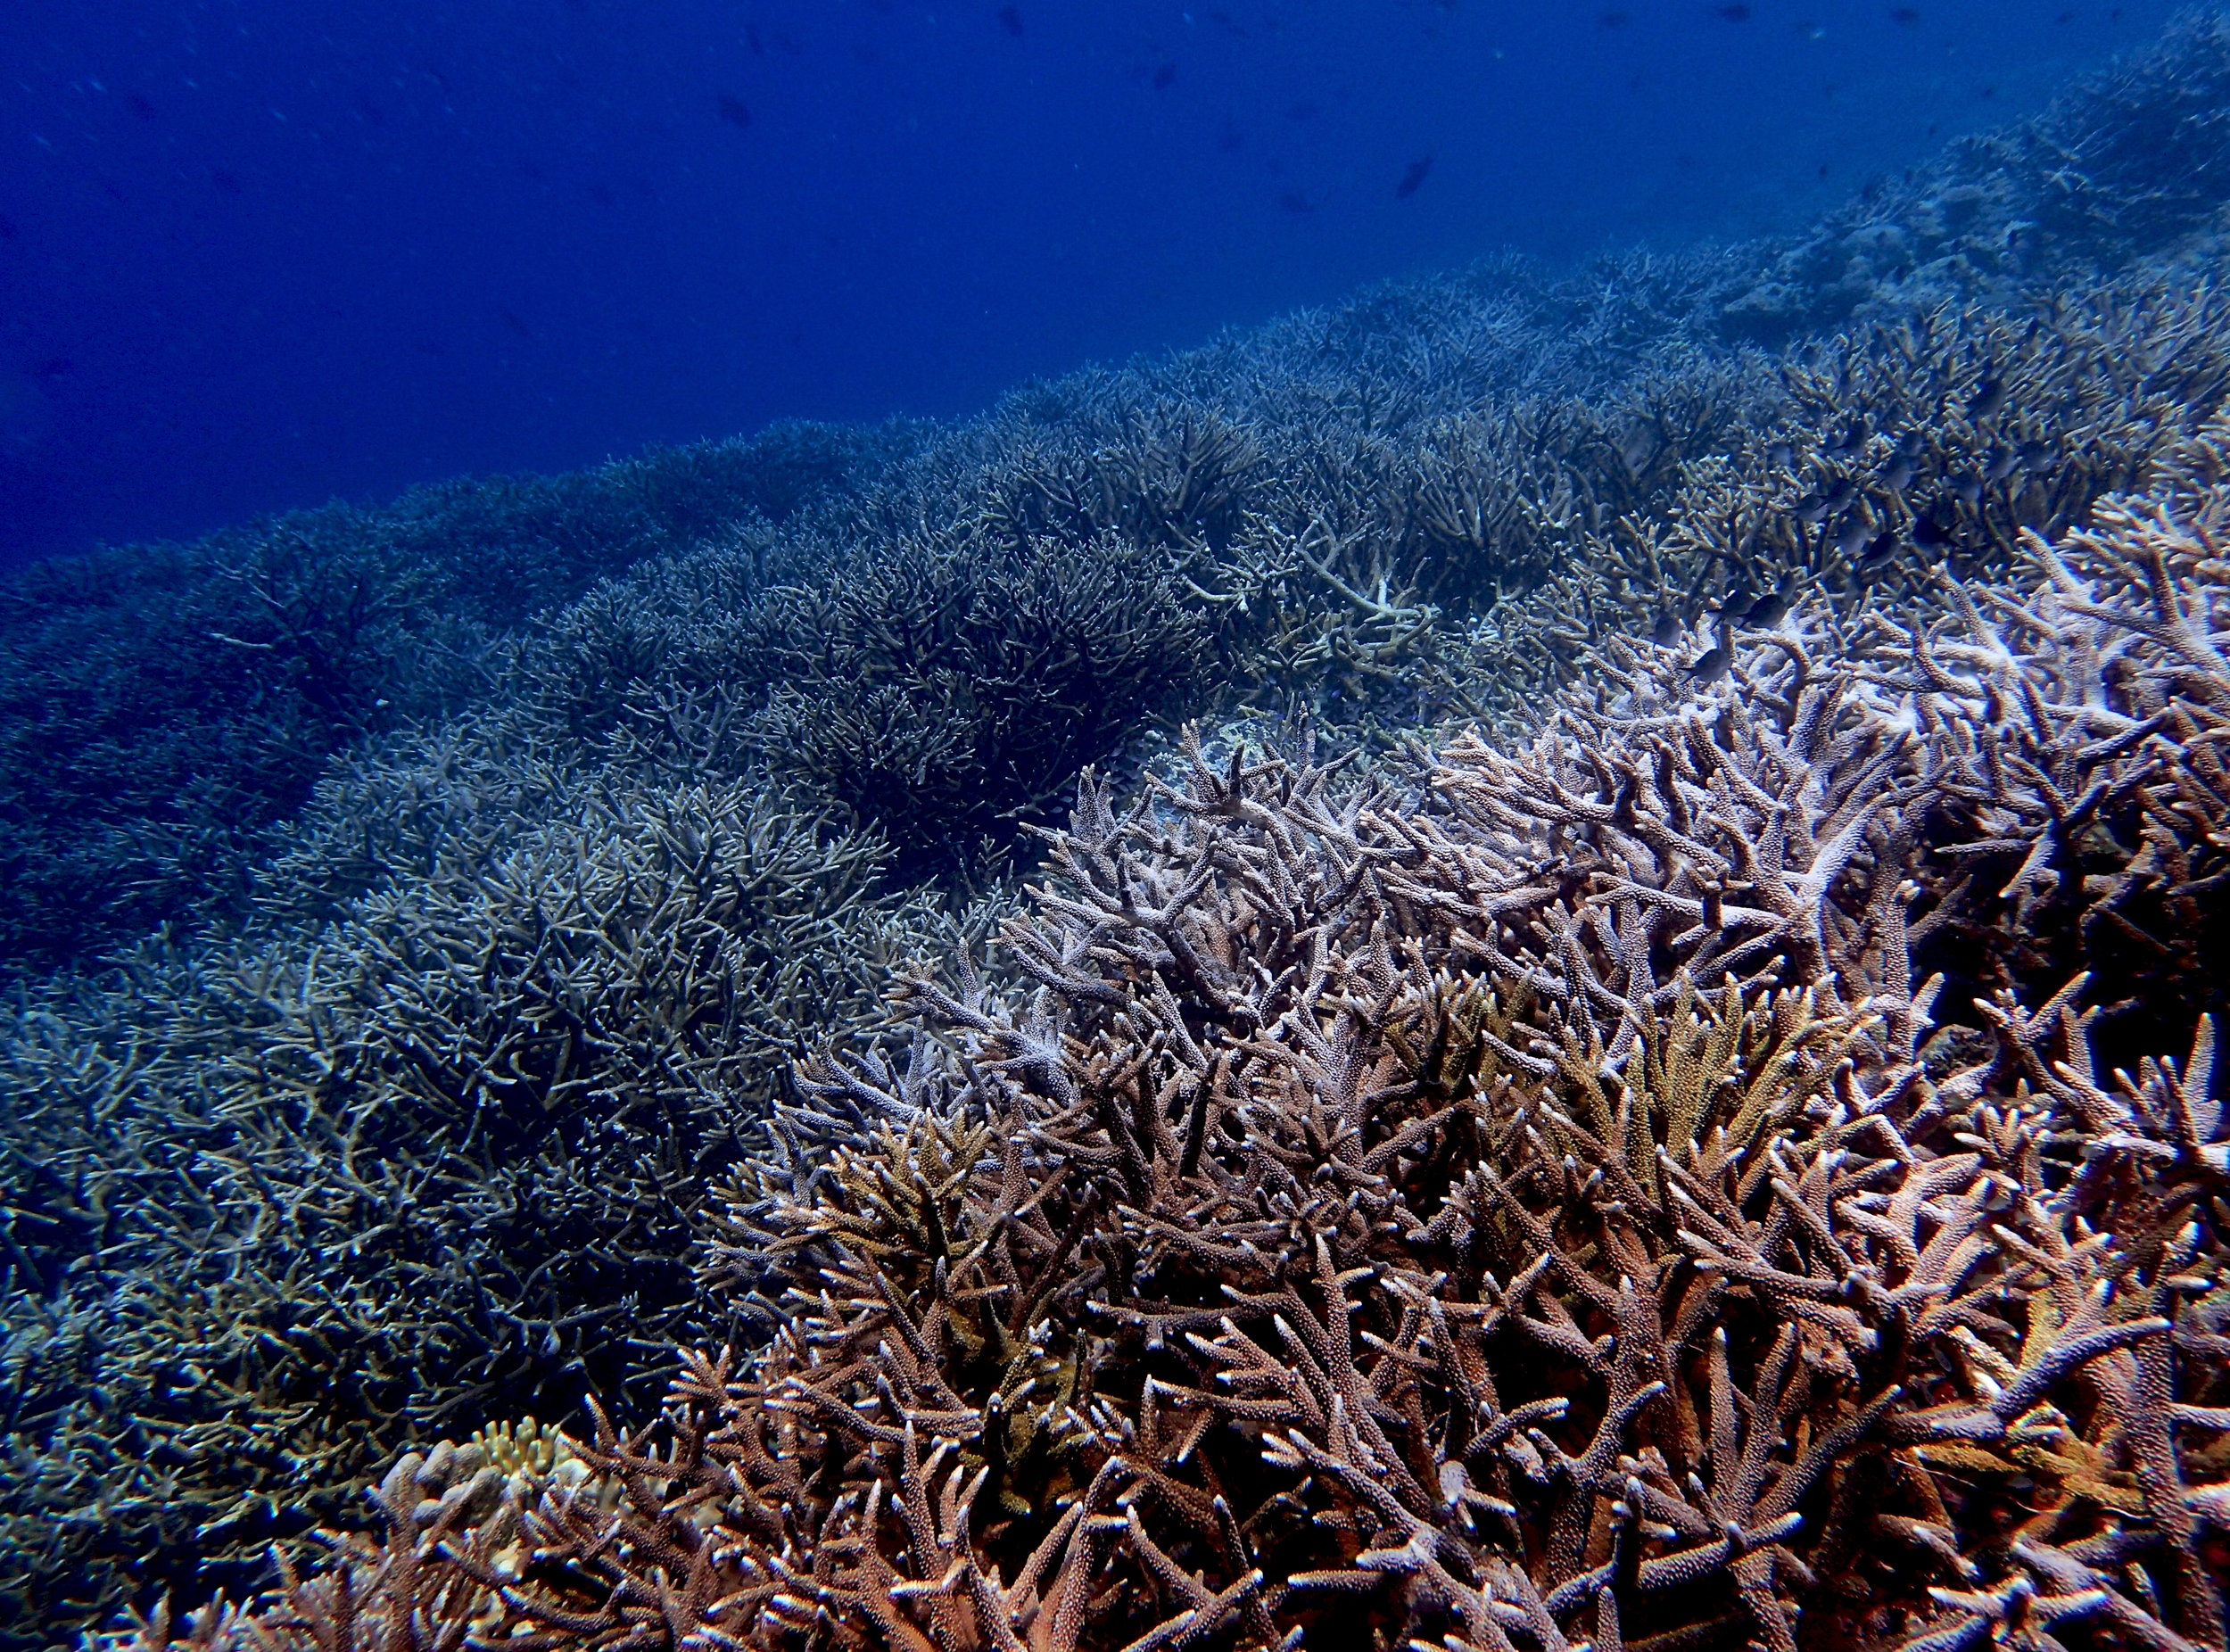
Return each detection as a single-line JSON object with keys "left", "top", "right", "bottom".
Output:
{"left": 0, "top": 761, "right": 995, "bottom": 1640}
{"left": 144, "top": 471, "right": 2230, "bottom": 1652}
{"left": 17, "top": 28, "right": 2230, "bottom": 1645}
{"left": 1719, "top": 10, "right": 2230, "bottom": 340}
{"left": 0, "top": 426, "right": 894, "bottom": 979}
{"left": 745, "top": 525, "right": 1210, "bottom": 871}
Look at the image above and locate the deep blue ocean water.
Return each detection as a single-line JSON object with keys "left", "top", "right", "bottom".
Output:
{"left": 0, "top": 0, "right": 2180, "bottom": 566}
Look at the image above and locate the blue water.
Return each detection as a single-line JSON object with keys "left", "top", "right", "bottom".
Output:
{"left": 0, "top": 0, "right": 2176, "bottom": 566}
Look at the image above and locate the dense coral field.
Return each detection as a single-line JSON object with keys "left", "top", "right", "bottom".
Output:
{"left": 4, "top": 15, "right": 2229, "bottom": 1652}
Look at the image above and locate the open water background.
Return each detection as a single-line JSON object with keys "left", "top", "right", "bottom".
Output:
{"left": 0, "top": 0, "right": 2183, "bottom": 565}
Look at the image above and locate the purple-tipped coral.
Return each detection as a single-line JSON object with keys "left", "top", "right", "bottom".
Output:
{"left": 133, "top": 453, "right": 2230, "bottom": 1652}
{"left": 16, "top": 21, "right": 2230, "bottom": 1646}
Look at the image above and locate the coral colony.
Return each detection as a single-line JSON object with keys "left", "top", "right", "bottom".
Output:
{"left": 6, "top": 13, "right": 2230, "bottom": 1652}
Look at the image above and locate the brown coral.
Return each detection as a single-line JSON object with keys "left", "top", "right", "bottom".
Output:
{"left": 145, "top": 468, "right": 2230, "bottom": 1652}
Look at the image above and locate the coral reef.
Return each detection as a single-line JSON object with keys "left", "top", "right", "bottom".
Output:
{"left": 8, "top": 16, "right": 2230, "bottom": 1648}
{"left": 1719, "top": 11, "right": 2230, "bottom": 339}
{"left": 0, "top": 425, "right": 903, "bottom": 976}
{"left": 122, "top": 423, "right": 2230, "bottom": 1652}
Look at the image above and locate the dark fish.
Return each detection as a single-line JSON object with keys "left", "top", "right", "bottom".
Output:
{"left": 1153, "top": 61, "right": 1177, "bottom": 89}
{"left": 1834, "top": 516, "right": 1873, "bottom": 558}
{"left": 1686, "top": 641, "right": 1732, "bottom": 683}
{"left": 998, "top": 5, "right": 1023, "bottom": 36}
{"left": 1744, "top": 582, "right": 1795, "bottom": 628}
{"left": 1796, "top": 493, "right": 1830, "bottom": 525}
{"left": 1276, "top": 191, "right": 1313, "bottom": 212}
{"left": 1858, "top": 531, "right": 1902, "bottom": 572}
{"left": 1984, "top": 447, "right": 2019, "bottom": 482}
{"left": 1954, "top": 474, "right": 1984, "bottom": 507}
{"left": 2019, "top": 442, "right": 2052, "bottom": 470}
{"left": 746, "top": 22, "right": 763, "bottom": 53}
{"left": 124, "top": 92, "right": 157, "bottom": 120}
{"left": 716, "top": 95, "right": 753, "bottom": 128}
{"left": 1881, "top": 456, "right": 1913, "bottom": 492}
{"left": 1286, "top": 100, "right": 1318, "bottom": 120}
{"left": 1822, "top": 421, "right": 1864, "bottom": 458}
{"left": 1889, "top": 5, "right": 1920, "bottom": 21}
{"left": 1714, "top": 4, "right": 1753, "bottom": 20}
{"left": 1396, "top": 157, "right": 1433, "bottom": 199}
{"left": 1600, "top": 9, "right": 1632, "bottom": 25}
{"left": 211, "top": 168, "right": 243, "bottom": 194}
{"left": 1651, "top": 610, "right": 1682, "bottom": 647}
{"left": 1969, "top": 376, "right": 2007, "bottom": 420}
{"left": 1912, "top": 513, "right": 1954, "bottom": 550}
{"left": 29, "top": 357, "right": 73, "bottom": 379}
{"left": 498, "top": 304, "right": 533, "bottom": 338}
{"left": 1823, "top": 477, "right": 1859, "bottom": 510}
{"left": 1768, "top": 441, "right": 1795, "bottom": 469}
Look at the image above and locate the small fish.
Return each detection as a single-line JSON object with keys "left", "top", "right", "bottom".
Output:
{"left": 1276, "top": 191, "right": 1313, "bottom": 212}
{"left": 746, "top": 22, "right": 764, "bottom": 53}
{"left": 1767, "top": 441, "right": 1795, "bottom": 469}
{"left": 1651, "top": 611, "right": 1683, "bottom": 647}
{"left": 124, "top": 92, "right": 157, "bottom": 120}
{"left": 1714, "top": 4, "right": 1754, "bottom": 20}
{"left": 1880, "top": 455, "right": 1913, "bottom": 492}
{"left": 1823, "top": 477, "right": 1858, "bottom": 510}
{"left": 1686, "top": 641, "right": 1732, "bottom": 683}
{"left": 1984, "top": 446, "right": 2019, "bottom": 482}
{"left": 1821, "top": 421, "right": 1864, "bottom": 458}
{"left": 1686, "top": 632, "right": 1739, "bottom": 677}
{"left": 1968, "top": 376, "right": 2007, "bottom": 420}
{"left": 1858, "top": 531, "right": 1902, "bottom": 573}
{"left": 2019, "top": 441, "right": 2052, "bottom": 470}
{"left": 997, "top": 5, "right": 1023, "bottom": 37}
{"left": 1599, "top": 9, "right": 1633, "bottom": 25}
{"left": 1153, "top": 61, "right": 1177, "bottom": 89}
{"left": 1286, "top": 99, "right": 1318, "bottom": 120}
{"left": 1396, "top": 157, "right": 1434, "bottom": 198}
{"left": 1747, "top": 587, "right": 1795, "bottom": 629}
{"left": 1834, "top": 516, "right": 1873, "bottom": 558}
{"left": 1795, "top": 493, "right": 1830, "bottom": 525}
{"left": 1912, "top": 513, "right": 1954, "bottom": 551}
{"left": 716, "top": 95, "right": 752, "bottom": 128}
{"left": 1954, "top": 474, "right": 1984, "bottom": 507}
{"left": 1889, "top": 5, "right": 1920, "bottom": 21}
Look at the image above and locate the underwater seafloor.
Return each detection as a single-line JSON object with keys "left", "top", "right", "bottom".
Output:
{"left": 4, "top": 13, "right": 2230, "bottom": 1652}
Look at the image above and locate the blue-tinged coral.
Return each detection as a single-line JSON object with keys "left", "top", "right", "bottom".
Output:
{"left": 7, "top": 13, "right": 2230, "bottom": 1651}
{"left": 128, "top": 445, "right": 2230, "bottom": 1652}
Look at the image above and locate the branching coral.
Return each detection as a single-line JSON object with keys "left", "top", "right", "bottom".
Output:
{"left": 15, "top": 28, "right": 2230, "bottom": 1648}
{"left": 145, "top": 471, "right": 2230, "bottom": 1652}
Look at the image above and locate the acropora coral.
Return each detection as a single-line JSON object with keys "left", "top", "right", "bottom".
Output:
{"left": 6, "top": 14, "right": 2230, "bottom": 1651}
